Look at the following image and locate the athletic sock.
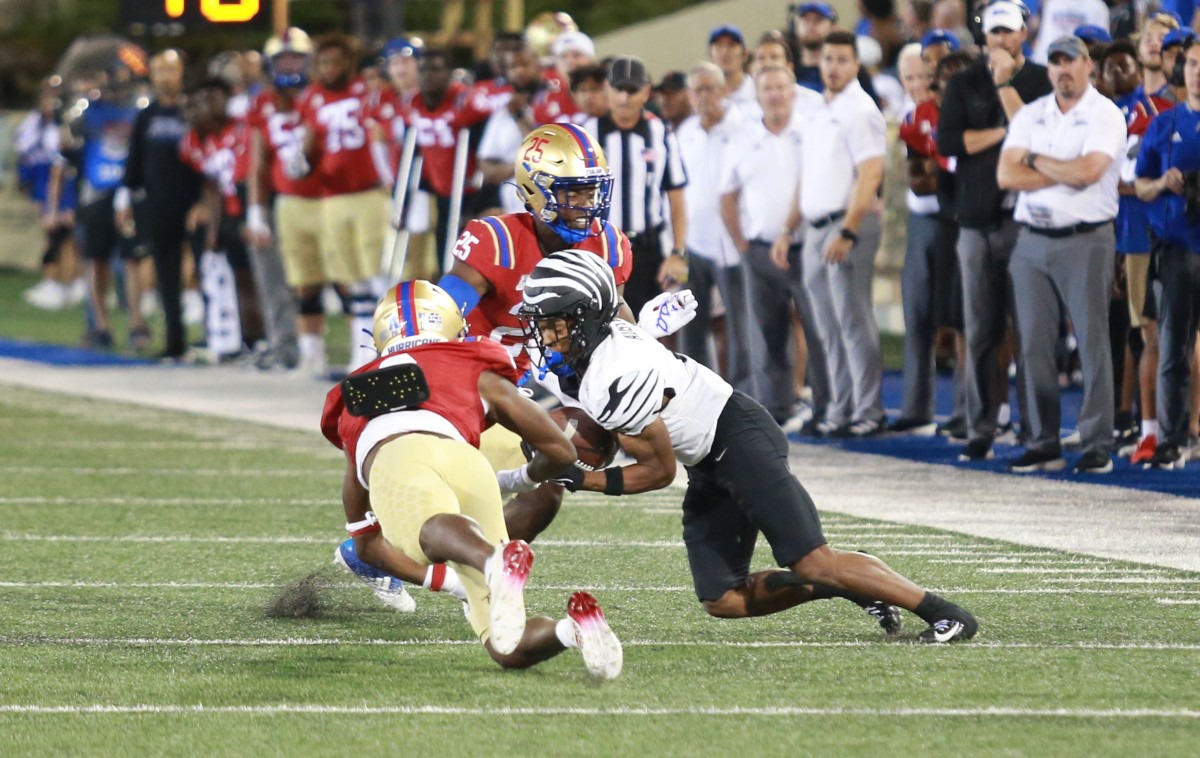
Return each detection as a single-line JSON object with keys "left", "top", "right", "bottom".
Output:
{"left": 811, "top": 583, "right": 877, "bottom": 608}
{"left": 998, "top": 403, "right": 1012, "bottom": 426}
{"left": 555, "top": 617, "right": 578, "bottom": 649}
{"left": 423, "top": 564, "right": 466, "bottom": 601}
{"left": 1142, "top": 420, "right": 1158, "bottom": 440}
{"left": 914, "top": 592, "right": 958, "bottom": 624}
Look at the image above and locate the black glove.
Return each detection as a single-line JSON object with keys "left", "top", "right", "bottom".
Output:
{"left": 550, "top": 464, "right": 585, "bottom": 492}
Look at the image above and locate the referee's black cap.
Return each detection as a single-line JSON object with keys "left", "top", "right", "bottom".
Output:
{"left": 609, "top": 55, "right": 649, "bottom": 89}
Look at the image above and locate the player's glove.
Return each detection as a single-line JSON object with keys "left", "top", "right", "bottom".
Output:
{"left": 637, "top": 290, "right": 698, "bottom": 338}
{"left": 496, "top": 464, "right": 539, "bottom": 495}
{"left": 283, "top": 149, "right": 311, "bottom": 180}
{"left": 550, "top": 464, "right": 586, "bottom": 492}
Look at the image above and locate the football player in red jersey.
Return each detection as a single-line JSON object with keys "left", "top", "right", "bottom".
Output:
{"left": 437, "top": 122, "right": 696, "bottom": 542}
{"left": 180, "top": 78, "right": 265, "bottom": 355}
{"left": 321, "top": 280, "right": 623, "bottom": 677}
{"left": 533, "top": 31, "right": 596, "bottom": 125}
{"left": 406, "top": 48, "right": 492, "bottom": 273}
{"left": 247, "top": 28, "right": 343, "bottom": 377}
{"left": 294, "top": 33, "right": 390, "bottom": 371}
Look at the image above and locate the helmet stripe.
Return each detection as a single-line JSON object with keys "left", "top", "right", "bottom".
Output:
{"left": 560, "top": 123, "right": 598, "bottom": 169}
{"left": 397, "top": 281, "right": 419, "bottom": 337}
{"left": 482, "top": 216, "right": 513, "bottom": 269}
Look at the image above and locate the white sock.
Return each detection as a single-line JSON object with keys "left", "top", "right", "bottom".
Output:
{"left": 422, "top": 564, "right": 466, "bottom": 599}
{"left": 298, "top": 333, "right": 324, "bottom": 360}
{"left": 1142, "top": 420, "right": 1158, "bottom": 440}
{"left": 555, "top": 617, "right": 578, "bottom": 649}
{"left": 997, "top": 403, "right": 1011, "bottom": 426}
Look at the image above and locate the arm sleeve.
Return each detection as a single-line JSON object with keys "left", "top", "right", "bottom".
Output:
{"left": 1001, "top": 105, "right": 1033, "bottom": 152}
{"left": 1135, "top": 120, "right": 1164, "bottom": 179}
{"left": 846, "top": 105, "right": 888, "bottom": 164}
{"left": 936, "top": 74, "right": 970, "bottom": 158}
{"left": 718, "top": 140, "right": 745, "bottom": 195}
{"left": 320, "top": 386, "right": 346, "bottom": 450}
{"left": 474, "top": 339, "right": 523, "bottom": 384}
{"left": 450, "top": 217, "right": 505, "bottom": 283}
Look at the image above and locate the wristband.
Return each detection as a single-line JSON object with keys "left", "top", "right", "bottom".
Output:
{"left": 604, "top": 467, "right": 625, "bottom": 496}
{"left": 345, "top": 510, "right": 382, "bottom": 537}
{"left": 839, "top": 227, "right": 858, "bottom": 243}
{"left": 670, "top": 248, "right": 688, "bottom": 260}
{"left": 1024, "top": 152, "right": 1039, "bottom": 170}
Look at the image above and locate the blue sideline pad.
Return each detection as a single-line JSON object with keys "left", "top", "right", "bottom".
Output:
{"left": 790, "top": 371, "right": 1200, "bottom": 498}
{"left": 0, "top": 338, "right": 150, "bottom": 367}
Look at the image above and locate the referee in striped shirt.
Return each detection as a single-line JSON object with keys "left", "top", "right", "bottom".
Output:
{"left": 586, "top": 55, "right": 689, "bottom": 314}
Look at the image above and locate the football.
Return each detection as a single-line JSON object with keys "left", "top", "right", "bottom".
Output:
{"left": 550, "top": 406, "right": 619, "bottom": 470}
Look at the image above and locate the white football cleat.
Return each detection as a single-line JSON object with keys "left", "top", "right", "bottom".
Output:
{"left": 486, "top": 540, "right": 533, "bottom": 656}
{"left": 568, "top": 591, "right": 623, "bottom": 680}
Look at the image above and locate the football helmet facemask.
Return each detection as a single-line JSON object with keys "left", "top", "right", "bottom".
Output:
{"left": 518, "top": 250, "right": 619, "bottom": 377}
{"left": 373, "top": 281, "right": 467, "bottom": 356}
{"left": 264, "top": 28, "right": 313, "bottom": 90}
{"left": 514, "top": 124, "right": 613, "bottom": 245}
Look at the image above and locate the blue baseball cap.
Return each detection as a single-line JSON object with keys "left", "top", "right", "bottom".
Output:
{"left": 920, "top": 29, "right": 961, "bottom": 51}
{"left": 1072, "top": 24, "right": 1112, "bottom": 45}
{"left": 709, "top": 24, "right": 745, "bottom": 46}
{"left": 381, "top": 37, "right": 423, "bottom": 59}
{"left": 1163, "top": 27, "right": 1196, "bottom": 50}
{"left": 796, "top": 3, "right": 838, "bottom": 21}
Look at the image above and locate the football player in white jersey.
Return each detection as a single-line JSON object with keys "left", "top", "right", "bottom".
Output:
{"left": 501, "top": 250, "right": 980, "bottom": 643}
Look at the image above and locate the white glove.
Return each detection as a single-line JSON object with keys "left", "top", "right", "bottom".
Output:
{"left": 497, "top": 464, "right": 538, "bottom": 495}
{"left": 283, "top": 149, "right": 311, "bottom": 180}
{"left": 637, "top": 290, "right": 699, "bottom": 338}
{"left": 246, "top": 205, "right": 271, "bottom": 240}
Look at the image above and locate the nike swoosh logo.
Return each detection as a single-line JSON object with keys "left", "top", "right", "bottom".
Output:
{"left": 932, "top": 621, "right": 963, "bottom": 643}
{"left": 714, "top": 448, "right": 727, "bottom": 462}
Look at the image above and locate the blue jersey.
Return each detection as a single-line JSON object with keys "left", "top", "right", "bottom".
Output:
{"left": 1136, "top": 102, "right": 1200, "bottom": 252}
{"left": 1114, "top": 86, "right": 1161, "bottom": 254}
{"left": 79, "top": 100, "right": 136, "bottom": 193}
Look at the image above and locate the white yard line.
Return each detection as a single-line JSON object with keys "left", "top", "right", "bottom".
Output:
{"left": 0, "top": 467, "right": 337, "bottom": 477}
{"left": 0, "top": 704, "right": 1195, "bottom": 718}
{"left": 1156, "top": 598, "right": 1200, "bottom": 605}
{"left": 0, "top": 580, "right": 1196, "bottom": 595}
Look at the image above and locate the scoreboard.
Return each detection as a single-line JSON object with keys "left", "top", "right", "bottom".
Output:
{"left": 120, "top": 0, "right": 270, "bottom": 31}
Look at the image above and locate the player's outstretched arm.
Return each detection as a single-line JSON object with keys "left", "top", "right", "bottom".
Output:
{"left": 340, "top": 454, "right": 427, "bottom": 585}
{"left": 479, "top": 370, "right": 577, "bottom": 481}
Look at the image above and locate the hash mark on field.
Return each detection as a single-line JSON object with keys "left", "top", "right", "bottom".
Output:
{"left": 0, "top": 704, "right": 1197, "bottom": 718}
{"left": 980, "top": 568, "right": 1167, "bottom": 575}
{"left": 1156, "top": 598, "right": 1200, "bottom": 605}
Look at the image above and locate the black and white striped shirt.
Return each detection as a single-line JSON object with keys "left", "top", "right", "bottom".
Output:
{"left": 585, "top": 112, "right": 687, "bottom": 236}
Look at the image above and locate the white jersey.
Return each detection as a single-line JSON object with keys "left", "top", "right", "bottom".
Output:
{"left": 538, "top": 320, "right": 733, "bottom": 465}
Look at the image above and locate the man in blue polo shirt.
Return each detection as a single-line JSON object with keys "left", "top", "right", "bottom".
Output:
{"left": 1134, "top": 40, "right": 1200, "bottom": 470}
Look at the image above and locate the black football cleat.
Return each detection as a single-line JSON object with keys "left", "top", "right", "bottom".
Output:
{"left": 918, "top": 607, "right": 978, "bottom": 643}
{"left": 864, "top": 600, "right": 902, "bottom": 636}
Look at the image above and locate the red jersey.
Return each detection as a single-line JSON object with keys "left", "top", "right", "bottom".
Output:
{"left": 450, "top": 213, "right": 633, "bottom": 367}
{"left": 405, "top": 81, "right": 491, "bottom": 197}
{"left": 533, "top": 68, "right": 584, "bottom": 126}
{"left": 297, "top": 78, "right": 381, "bottom": 196}
{"left": 320, "top": 339, "right": 522, "bottom": 463}
{"left": 248, "top": 90, "right": 324, "bottom": 199}
{"left": 180, "top": 120, "right": 249, "bottom": 217}
{"left": 898, "top": 99, "right": 949, "bottom": 171}
{"left": 466, "top": 78, "right": 514, "bottom": 116}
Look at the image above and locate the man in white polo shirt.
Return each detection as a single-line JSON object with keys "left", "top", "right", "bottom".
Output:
{"left": 720, "top": 64, "right": 828, "bottom": 429}
{"left": 998, "top": 35, "right": 1126, "bottom": 474}
{"left": 796, "top": 30, "right": 887, "bottom": 437}
{"left": 675, "top": 62, "right": 760, "bottom": 396}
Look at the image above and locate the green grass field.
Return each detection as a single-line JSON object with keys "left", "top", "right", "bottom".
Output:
{"left": 1, "top": 385, "right": 1198, "bottom": 756}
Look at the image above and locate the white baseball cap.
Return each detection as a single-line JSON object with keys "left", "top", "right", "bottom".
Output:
{"left": 983, "top": 1, "right": 1027, "bottom": 33}
{"left": 552, "top": 31, "right": 595, "bottom": 58}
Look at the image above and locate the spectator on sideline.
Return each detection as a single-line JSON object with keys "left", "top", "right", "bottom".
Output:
{"left": 654, "top": 71, "right": 692, "bottom": 131}
{"left": 675, "top": 63, "right": 757, "bottom": 393}
{"left": 723, "top": 64, "right": 824, "bottom": 429}
{"left": 1139, "top": 12, "right": 1181, "bottom": 102}
{"left": 937, "top": 0, "right": 1051, "bottom": 460}
{"left": 796, "top": 31, "right": 887, "bottom": 437}
{"left": 709, "top": 25, "right": 757, "bottom": 117}
{"left": 1134, "top": 39, "right": 1200, "bottom": 469}
{"left": 999, "top": 35, "right": 1126, "bottom": 474}
{"left": 568, "top": 63, "right": 611, "bottom": 121}
{"left": 585, "top": 56, "right": 688, "bottom": 314}
{"left": 477, "top": 45, "right": 542, "bottom": 216}
{"left": 533, "top": 30, "right": 596, "bottom": 125}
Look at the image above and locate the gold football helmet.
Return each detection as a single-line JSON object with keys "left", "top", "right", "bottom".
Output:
{"left": 264, "top": 28, "right": 313, "bottom": 89}
{"left": 525, "top": 11, "right": 578, "bottom": 58}
{"left": 373, "top": 281, "right": 467, "bottom": 355}
{"left": 263, "top": 28, "right": 314, "bottom": 58}
{"left": 514, "top": 124, "right": 613, "bottom": 244}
